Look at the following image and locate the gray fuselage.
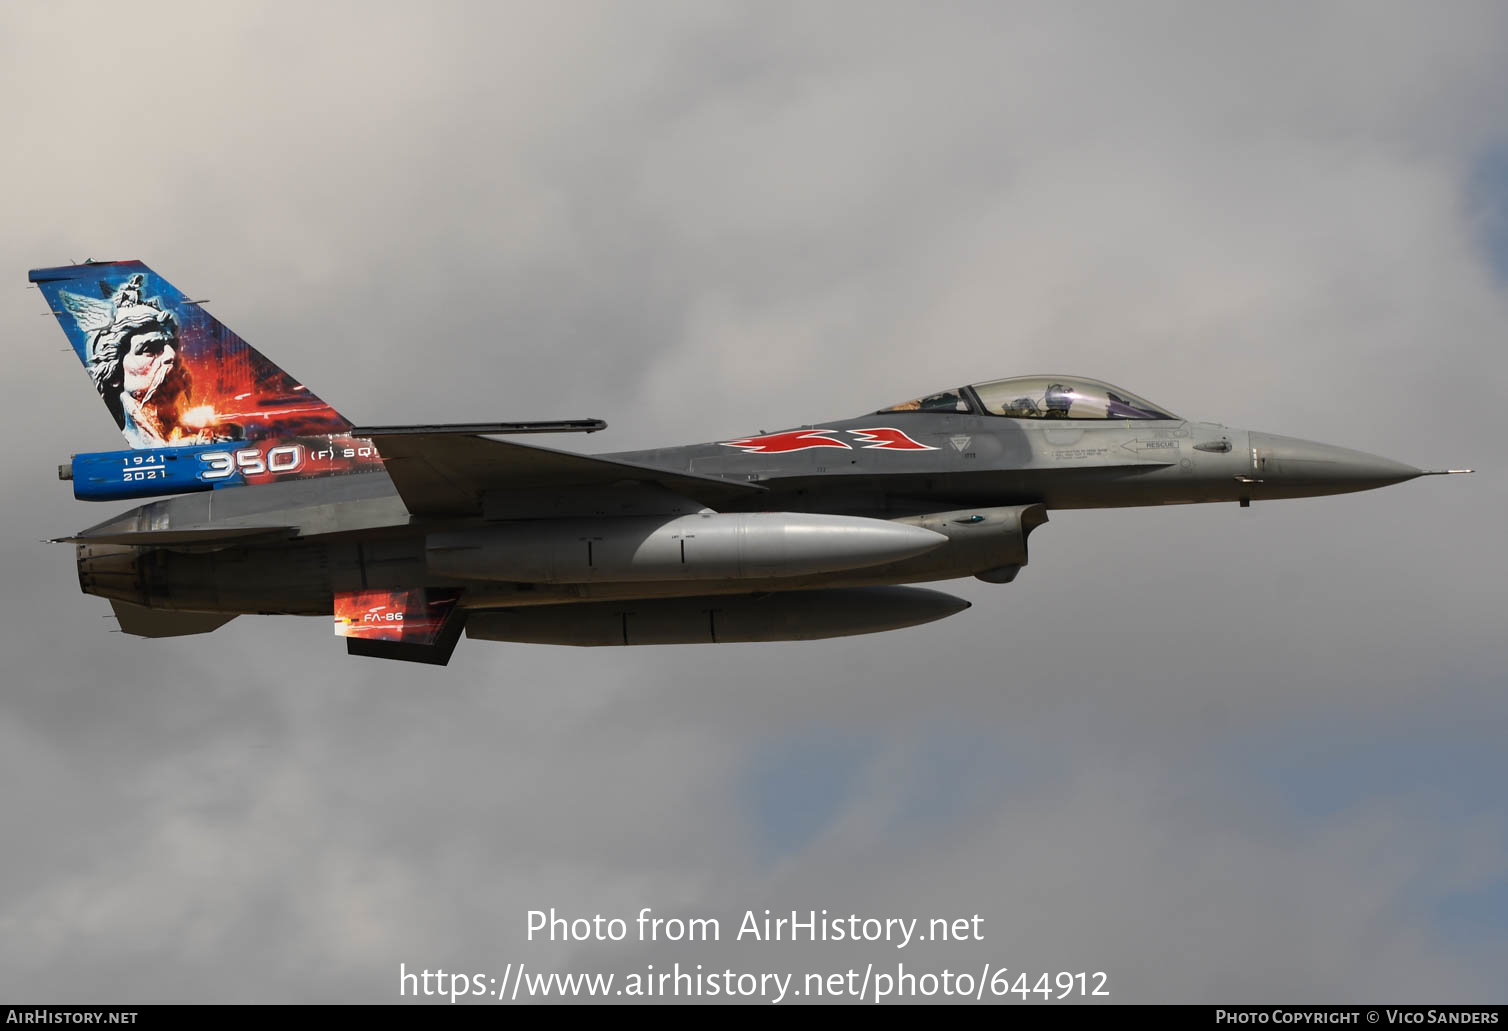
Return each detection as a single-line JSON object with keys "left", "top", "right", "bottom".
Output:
{"left": 71, "top": 406, "right": 1428, "bottom": 618}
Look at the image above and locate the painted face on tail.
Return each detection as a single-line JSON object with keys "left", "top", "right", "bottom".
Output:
{"left": 122, "top": 328, "right": 183, "bottom": 402}
{"left": 115, "top": 318, "right": 193, "bottom": 444}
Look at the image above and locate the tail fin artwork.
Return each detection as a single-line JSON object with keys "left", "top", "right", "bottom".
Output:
{"left": 32, "top": 260, "right": 387, "bottom": 500}
{"left": 33, "top": 260, "right": 350, "bottom": 446}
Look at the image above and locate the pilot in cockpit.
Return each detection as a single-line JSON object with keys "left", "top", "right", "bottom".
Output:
{"left": 1043, "top": 383, "right": 1074, "bottom": 418}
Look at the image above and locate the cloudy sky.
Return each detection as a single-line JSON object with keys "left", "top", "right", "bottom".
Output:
{"left": 1, "top": 0, "right": 1504, "bottom": 1004}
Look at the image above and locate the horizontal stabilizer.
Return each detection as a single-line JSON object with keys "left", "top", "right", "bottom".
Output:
{"left": 368, "top": 432, "right": 765, "bottom": 518}
{"left": 111, "top": 601, "right": 237, "bottom": 638}
{"left": 350, "top": 420, "right": 606, "bottom": 436}
{"left": 58, "top": 525, "right": 296, "bottom": 547}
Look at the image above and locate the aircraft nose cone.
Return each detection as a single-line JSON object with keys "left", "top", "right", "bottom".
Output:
{"left": 1250, "top": 432, "right": 1422, "bottom": 492}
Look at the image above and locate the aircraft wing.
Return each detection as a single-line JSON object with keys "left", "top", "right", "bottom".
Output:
{"left": 365, "top": 432, "right": 765, "bottom": 518}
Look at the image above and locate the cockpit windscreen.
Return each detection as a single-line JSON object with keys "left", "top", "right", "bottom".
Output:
{"left": 970, "top": 377, "right": 1178, "bottom": 421}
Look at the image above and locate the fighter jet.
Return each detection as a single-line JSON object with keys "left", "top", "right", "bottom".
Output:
{"left": 33, "top": 260, "right": 1471, "bottom": 665}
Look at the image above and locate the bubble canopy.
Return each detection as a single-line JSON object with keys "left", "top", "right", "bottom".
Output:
{"left": 879, "top": 376, "right": 1179, "bottom": 421}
